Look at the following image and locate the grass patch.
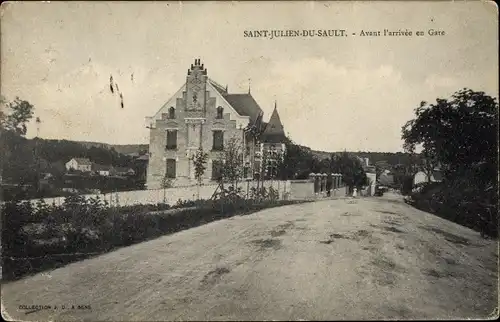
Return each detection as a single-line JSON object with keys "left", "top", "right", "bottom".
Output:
{"left": 428, "top": 246, "right": 442, "bottom": 256}
{"left": 270, "top": 222, "right": 294, "bottom": 237}
{"left": 372, "top": 256, "right": 397, "bottom": 271}
{"left": 340, "top": 212, "right": 361, "bottom": 217}
{"left": 444, "top": 257, "right": 458, "bottom": 265}
{"left": 330, "top": 233, "right": 351, "bottom": 239}
{"left": 321, "top": 230, "right": 372, "bottom": 244}
{"left": 252, "top": 238, "right": 282, "bottom": 250}
{"left": 354, "top": 230, "right": 370, "bottom": 238}
{"left": 383, "top": 226, "right": 405, "bottom": 234}
{"left": 377, "top": 210, "right": 400, "bottom": 215}
{"left": 422, "top": 268, "right": 457, "bottom": 279}
{"left": 423, "top": 226, "right": 471, "bottom": 246}
{"left": 200, "top": 267, "right": 231, "bottom": 289}
{"left": 271, "top": 230, "right": 286, "bottom": 237}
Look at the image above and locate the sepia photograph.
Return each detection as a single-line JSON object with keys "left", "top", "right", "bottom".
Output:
{"left": 0, "top": 0, "right": 498, "bottom": 320}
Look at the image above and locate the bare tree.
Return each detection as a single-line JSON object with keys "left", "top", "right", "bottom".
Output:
{"left": 219, "top": 137, "right": 244, "bottom": 189}
{"left": 190, "top": 147, "right": 208, "bottom": 200}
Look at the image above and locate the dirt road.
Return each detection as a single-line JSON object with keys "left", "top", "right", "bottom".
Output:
{"left": 2, "top": 193, "right": 498, "bottom": 320}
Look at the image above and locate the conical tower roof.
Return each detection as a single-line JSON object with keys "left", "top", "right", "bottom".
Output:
{"left": 261, "top": 101, "right": 286, "bottom": 143}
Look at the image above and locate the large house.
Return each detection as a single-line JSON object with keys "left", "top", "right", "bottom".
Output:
{"left": 145, "top": 59, "right": 287, "bottom": 189}
{"left": 65, "top": 158, "right": 92, "bottom": 172}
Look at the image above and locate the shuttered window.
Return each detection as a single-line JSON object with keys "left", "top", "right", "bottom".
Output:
{"left": 212, "top": 130, "right": 224, "bottom": 151}
{"left": 166, "top": 130, "right": 177, "bottom": 150}
{"left": 166, "top": 159, "right": 176, "bottom": 178}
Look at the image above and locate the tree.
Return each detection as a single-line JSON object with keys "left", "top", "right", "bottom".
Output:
{"left": 329, "top": 152, "right": 368, "bottom": 193}
{"left": 1, "top": 97, "right": 35, "bottom": 136}
{"left": 280, "top": 139, "right": 316, "bottom": 179}
{"left": 402, "top": 89, "right": 498, "bottom": 180}
{"left": 190, "top": 147, "right": 208, "bottom": 199}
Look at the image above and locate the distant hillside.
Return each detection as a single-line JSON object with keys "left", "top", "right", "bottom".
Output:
{"left": 295, "top": 145, "right": 414, "bottom": 166}
{"left": 1, "top": 133, "right": 141, "bottom": 184}
{"left": 110, "top": 144, "right": 148, "bottom": 155}
{"left": 77, "top": 142, "right": 148, "bottom": 155}
{"left": 77, "top": 141, "right": 414, "bottom": 166}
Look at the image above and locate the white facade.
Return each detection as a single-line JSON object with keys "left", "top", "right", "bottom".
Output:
{"left": 98, "top": 170, "right": 111, "bottom": 176}
{"left": 65, "top": 158, "right": 92, "bottom": 172}
{"left": 413, "top": 171, "right": 441, "bottom": 185}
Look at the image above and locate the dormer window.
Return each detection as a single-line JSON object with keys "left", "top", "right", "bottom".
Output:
{"left": 168, "top": 107, "right": 175, "bottom": 119}
{"left": 216, "top": 106, "right": 224, "bottom": 119}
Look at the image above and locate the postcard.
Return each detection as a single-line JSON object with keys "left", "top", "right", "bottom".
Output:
{"left": 1, "top": 1, "right": 498, "bottom": 321}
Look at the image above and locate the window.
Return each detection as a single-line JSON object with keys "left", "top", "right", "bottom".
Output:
{"left": 166, "top": 130, "right": 177, "bottom": 150}
{"left": 212, "top": 160, "right": 223, "bottom": 180}
{"left": 166, "top": 159, "right": 176, "bottom": 178}
{"left": 216, "top": 106, "right": 224, "bottom": 119}
{"left": 168, "top": 107, "right": 175, "bottom": 119}
{"left": 212, "top": 130, "right": 224, "bottom": 151}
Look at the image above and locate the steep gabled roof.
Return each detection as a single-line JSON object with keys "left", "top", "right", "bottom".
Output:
{"left": 72, "top": 158, "right": 92, "bottom": 165}
{"left": 136, "top": 154, "right": 149, "bottom": 161}
{"left": 208, "top": 78, "right": 263, "bottom": 124}
{"left": 209, "top": 78, "right": 228, "bottom": 96}
{"left": 114, "top": 167, "right": 135, "bottom": 173}
{"left": 224, "top": 94, "right": 264, "bottom": 124}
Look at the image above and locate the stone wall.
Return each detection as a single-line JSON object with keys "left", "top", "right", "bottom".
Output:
{"left": 288, "top": 180, "right": 314, "bottom": 200}
{"left": 22, "top": 180, "right": 290, "bottom": 207}
{"left": 20, "top": 177, "right": 347, "bottom": 207}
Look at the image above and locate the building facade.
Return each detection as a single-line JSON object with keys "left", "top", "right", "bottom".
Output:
{"left": 65, "top": 158, "right": 92, "bottom": 172}
{"left": 145, "top": 59, "right": 287, "bottom": 189}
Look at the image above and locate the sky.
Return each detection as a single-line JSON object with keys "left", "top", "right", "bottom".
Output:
{"left": 1, "top": 1, "right": 498, "bottom": 152}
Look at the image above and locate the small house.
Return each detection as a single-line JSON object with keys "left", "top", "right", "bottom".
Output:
{"left": 92, "top": 163, "right": 113, "bottom": 176}
{"left": 113, "top": 167, "right": 136, "bottom": 176}
{"left": 413, "top": 169, "right": 443, "bottom": 186}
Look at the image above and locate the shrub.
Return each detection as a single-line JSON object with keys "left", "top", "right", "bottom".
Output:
{"left": 410, "top": 179, "right": 498, "bottom": 239}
